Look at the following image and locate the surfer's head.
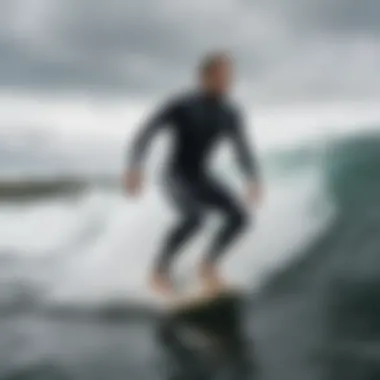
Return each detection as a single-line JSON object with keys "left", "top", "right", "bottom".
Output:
{"left": 199, "top": 51, "right": 234, "bottom": 96}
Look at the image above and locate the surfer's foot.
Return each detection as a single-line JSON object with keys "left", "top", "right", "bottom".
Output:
{"left": 149, "top": 271, "right": 174, "bottom": 297}
{"left": 199, "top": 261, "right": 226, "bottom": 294}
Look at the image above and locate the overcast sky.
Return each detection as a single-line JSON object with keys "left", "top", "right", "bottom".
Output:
{"left": 0, "top": 0, "right": 380, "bottom": 103}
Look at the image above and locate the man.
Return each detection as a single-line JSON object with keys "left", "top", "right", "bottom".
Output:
{"left": 124, "top": 52, "right": 262, "bottom": 296}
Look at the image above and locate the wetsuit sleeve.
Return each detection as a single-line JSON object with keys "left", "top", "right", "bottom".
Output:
{"left": 126, "top": 100, "right": 176, "bottom": 171}
{"left": 229, "top": 108, "right": 260, "bottom": 181}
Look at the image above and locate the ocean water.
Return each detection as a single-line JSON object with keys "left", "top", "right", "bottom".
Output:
{"left": 1, "top": 107, "right": 380, "bottom": 379}
{"left": 0, "top": 135, "right": 330, "bottom": 310}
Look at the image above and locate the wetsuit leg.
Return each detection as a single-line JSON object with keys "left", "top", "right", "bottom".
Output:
{"left": 154, "top": 173, "right": 250, "bottom": 274}
{"left": 198, "top": 175, "right": 251, "bottom": 264}
{"left": 154, "top": 173, "right": 205, "bottom": 275}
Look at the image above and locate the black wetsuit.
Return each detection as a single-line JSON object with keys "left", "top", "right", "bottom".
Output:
{"left": 127, "top": 91, "right": 260, "bottom": 274}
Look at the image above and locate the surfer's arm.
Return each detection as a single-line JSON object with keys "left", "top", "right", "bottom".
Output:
{"left": 229, "top": 108, "right": 260, "bottom": 182}
{"left": 229, "top": 108, "right": 263, "bottom": 206}
{"left": 127, "top": 100, "right": 176, "bottom": 171}
{"left": 124, "top": 100, "right": 176, "bottom": 196}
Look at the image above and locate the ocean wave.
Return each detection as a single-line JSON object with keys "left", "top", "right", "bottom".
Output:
{"left": 1, "top": 130, "right": 379, "bottom": 316}
{"left": 0, "top": 145, "right": 327, "bottom": 312}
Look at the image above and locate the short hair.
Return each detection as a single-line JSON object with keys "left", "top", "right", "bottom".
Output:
{"left": 199, "top": 51, "right": 232, "bottom": 77}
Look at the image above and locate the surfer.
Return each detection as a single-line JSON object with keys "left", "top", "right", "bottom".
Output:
{"left": 124, "top": 52, "right": 262, "bottom": 296}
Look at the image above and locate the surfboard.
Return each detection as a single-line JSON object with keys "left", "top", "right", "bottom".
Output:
{"left": 166, "top": 286, "right": 242, "bottom": 313}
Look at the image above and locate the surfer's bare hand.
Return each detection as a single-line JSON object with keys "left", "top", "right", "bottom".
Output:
{"left": 124, "top": 169, "right": 143, "bottom": 196}
{"left": 149, "top": 271, "right": 174, "bottom": 297}
{"left": 246, "top": 181, "right": 263, "bottom": 207}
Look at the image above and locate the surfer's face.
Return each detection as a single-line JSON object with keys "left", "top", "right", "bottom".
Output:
{"left": 203, "top": 58, "right": 234, "bottom": 96}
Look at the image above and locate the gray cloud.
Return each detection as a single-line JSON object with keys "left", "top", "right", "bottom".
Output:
{"left": 291, "top": 0, "right": 380, "bottom": 34}
{"left": 0, "top": 0, "right": 379, "bottom": 101}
